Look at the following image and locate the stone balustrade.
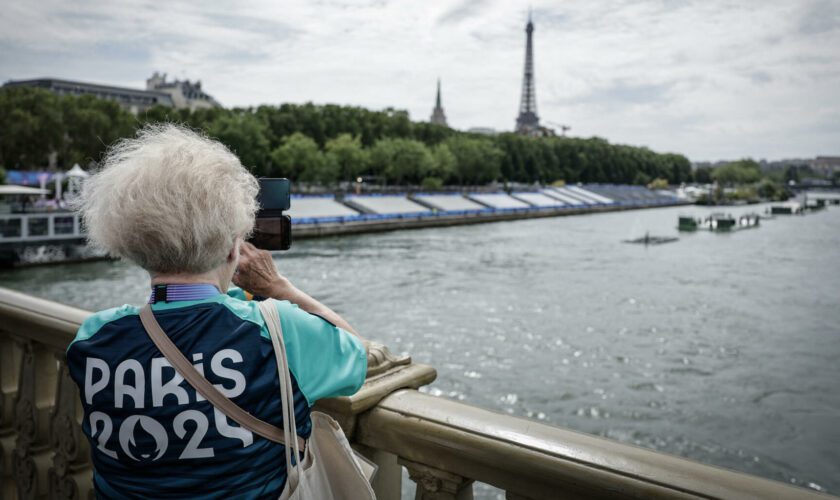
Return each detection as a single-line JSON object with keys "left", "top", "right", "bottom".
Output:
{"left": 0, "top": 286, "right": 833, "bottom": 499}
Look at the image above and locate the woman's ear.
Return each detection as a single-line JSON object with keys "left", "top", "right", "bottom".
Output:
{"left": 228, "top": 237, "right": 242, "bottom": 263}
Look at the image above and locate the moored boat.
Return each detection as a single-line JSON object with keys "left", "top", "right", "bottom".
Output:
{"left": 678, "top": 215, "right": 698, "bottom": 231}
{"left": 0, "top": 185, "right": 98, "bottom": 267}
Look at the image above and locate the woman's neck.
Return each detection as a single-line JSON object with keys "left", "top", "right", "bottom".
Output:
{"left": 150, "top": 272, "right": 223, "bottom": 291}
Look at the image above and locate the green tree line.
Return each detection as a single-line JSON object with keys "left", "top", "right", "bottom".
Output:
{"left": 692, "top": 159, "right": 791, "bottom": 203}
{"left": 0, "top": 86, "right": 692, "bottom": 187}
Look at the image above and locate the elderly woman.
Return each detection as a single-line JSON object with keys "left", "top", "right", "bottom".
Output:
{"left": 67, "top": 124, "right": 367, "bottom": 498}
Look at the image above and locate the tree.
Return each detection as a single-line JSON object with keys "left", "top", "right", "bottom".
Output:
{"left": 421, "top": 176, "right": 444, "bottom": 190}
{"left": 412, "top": 122, "right": 453, "bottom": 145}
{"left": 207, "top": 112, "right": 271, "bottom": 175}
{"left": 368, "top": 138, "right": 434, "bottom": 185}
{"left": 300, "top": 157, "right": 338, "bottom": 184}
{"left": 756, "top": 178, "right": 787, "bottom": 201}
{"left": 187, "top": 107, "right": 224, "bottom": 130}
{"left": 429, "top": 143, "right": 456, "bottom": 183}
{"left": 693, "top": 167, "right": 713, "bottom": 184}
{"left": 0, "top": 87, "right": 65, "bottom": 168}
{"left": 325, "top": 134, "right": 368, "bottom": 182}
{"left": 444, "top": 136, "right": 502, "bottom": 185}
{"left": 712, "top": 159, "right": 761, "bottom": 185}
{"left": 61, "top": 95, "right": 134, "bottom": 167}
{"left": 270, "top": 133, "right": 328, "bottom": 182}
{"left": 139, "top": 106, "right": 189, "bottom": 125}
{"left": 663, "top": 153, "right": 692, "bottom": 184}
{"left": 0, "top": 90, "right": 700, "bottom": 188}
{"left": 783, "top": 164, "right": 813, "bottom": 184}
{"left": 633, "top": 171, "right": 651, "bottom": 186}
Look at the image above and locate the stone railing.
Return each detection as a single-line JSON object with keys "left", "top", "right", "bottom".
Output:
{"left": 0, "top": 286, "right": 833, "bottom": 499}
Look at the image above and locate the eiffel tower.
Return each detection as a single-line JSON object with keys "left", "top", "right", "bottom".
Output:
{"left": 515, "top": 13, "right": 540, "bottom": 135}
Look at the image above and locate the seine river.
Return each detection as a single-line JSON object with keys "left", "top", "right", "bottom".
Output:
{"left": 2, "top": 203, "right": 838, "bottom": 496}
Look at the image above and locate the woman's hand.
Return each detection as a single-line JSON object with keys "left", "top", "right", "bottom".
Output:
{"left": 234, "top": 242, "right": 360, "bottom": 337}
{"left": 233, "top": 242, "right": 292, "bottom": 297}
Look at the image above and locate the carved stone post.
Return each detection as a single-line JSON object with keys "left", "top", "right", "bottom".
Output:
{"left": 48, "top": 356, "right": 91, "bottom": 500}
{"left": 353, "top": 444, "right": 402, "bottom": 500}
{"left": 13, "top": 340, "right": 58, "bottom": 499}
{"left": 1, "top": 332, "right": 22, "bottom": 499}
{"left": 315, "top": 341, "right": 437, "bottom": 500}
{"left": 401, "top": 458, "right": 474, "bottom": 500}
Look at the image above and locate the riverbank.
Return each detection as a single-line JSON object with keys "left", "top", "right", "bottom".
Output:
{"left": 2, "top": 184, "right": 689, "bottom": 266}
{"left": 290, "top": 184, "right": 689, "bottom": 238}
{"left": 292, "top": 200, "right": 689, "bottom": 239}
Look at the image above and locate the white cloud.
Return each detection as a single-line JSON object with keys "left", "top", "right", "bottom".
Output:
{"left": 0, "top": 0, "right": 838, "bottom": 161}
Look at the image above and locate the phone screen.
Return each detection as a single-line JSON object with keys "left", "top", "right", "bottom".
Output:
{"left": 257, "top": 178, "right": 291, "bottom": 213}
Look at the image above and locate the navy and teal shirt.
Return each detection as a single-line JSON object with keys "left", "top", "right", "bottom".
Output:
{"left": 66, "top": 285, "right": 367, "bottom": 499}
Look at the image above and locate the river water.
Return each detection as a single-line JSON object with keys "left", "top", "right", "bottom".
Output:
{"left": 2, "top": 204, "right": 838, "bottom": 496}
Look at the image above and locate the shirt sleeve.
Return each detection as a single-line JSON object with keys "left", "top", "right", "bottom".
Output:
{"left": 274, "top": 300, "right": 367, "bottom": 406}
{"left": 226, "top": 287, "right": 253, "bottom": 301}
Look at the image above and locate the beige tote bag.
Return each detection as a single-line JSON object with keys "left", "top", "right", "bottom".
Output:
{"left": 258, "top": 300, "right": 376, "bottom": 500}
{"left": 139, "top": 302, "right": 375, "bottom": 500}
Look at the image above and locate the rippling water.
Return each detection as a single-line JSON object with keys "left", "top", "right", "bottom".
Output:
{"left": 2, "top": 204, "right": 839, "bottom": 496}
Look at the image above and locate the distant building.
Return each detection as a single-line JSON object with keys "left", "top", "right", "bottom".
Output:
{"left": 2, "top": 78, "right": 173, "bottom": 114}
{"left": 812, "top": 156, "right": 840, "bottom": 175}
{"left": 430, "top": 79, "right": 447, "bottom": 126}
{"left": 3, "top": 74, "right": 221, "bottom": 114}
{"left": 146, "top": 72, "right": 221, "bottom": 110}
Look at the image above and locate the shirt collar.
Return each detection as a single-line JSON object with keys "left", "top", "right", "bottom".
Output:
{"left": 148, "top": 283, "right": 222, "bottom": 304}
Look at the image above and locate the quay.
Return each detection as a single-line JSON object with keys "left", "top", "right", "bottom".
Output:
{"left": 289, "top": 184, "right": 689, "bottom": 239}
{"left": 0, "top": 287, "right": 833, "bottom": 499}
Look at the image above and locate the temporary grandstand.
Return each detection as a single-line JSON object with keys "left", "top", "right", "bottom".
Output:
{"left": 343, "top": 194, "right": 432, "bottom": 217}
{"left": 541, "top": 188, "right": 586, "bottom": 206}
{"left": 411, "top": 194, "right": 489, "bottom": 213}
{"left": 582, "top": 185, "right": 680, "bottom": 206}
{"left": 283, "top": 185, "right": 686, "bottom": 236}
{"left": 286, "top": 195, "right": 361, "bottom": 224}
{"left": 467, "top": 193, "right": 531, "bottom": 210}
{"left": 511, "top": 192, "right": 566, "bottom": 208}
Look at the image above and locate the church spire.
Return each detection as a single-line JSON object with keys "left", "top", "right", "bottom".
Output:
{"left": 430, "top": 78, "right": 448, "bottom": 126}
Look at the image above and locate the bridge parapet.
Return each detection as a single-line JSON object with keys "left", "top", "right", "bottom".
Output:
{"left": 0, "top": 286, "right": 833, "bottom": 499}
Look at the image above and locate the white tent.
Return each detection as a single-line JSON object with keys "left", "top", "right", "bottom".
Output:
{"left": 63, "top": 163, "right": 89, "bottom": 199}
{"left": 66, "top": 164, "right": 89, "bottom": 178}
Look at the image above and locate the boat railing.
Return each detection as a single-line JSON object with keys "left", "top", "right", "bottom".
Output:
{"left": 0, "top": 286, "right": 832, "bottom": 499}
{"left": 0, "top": 212, "right": 84, "bottom": 243}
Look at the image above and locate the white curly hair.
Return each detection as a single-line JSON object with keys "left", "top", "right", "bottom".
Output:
{"left": 75, "top": 123, "right": 259, "bottom": 274}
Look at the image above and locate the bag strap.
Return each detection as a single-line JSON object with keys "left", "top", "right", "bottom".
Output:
{"left": 139, "top": 304, "right": 306, "bottom": 451}
{"left": 258, "top": 299, "right": 302, "bottom": 491}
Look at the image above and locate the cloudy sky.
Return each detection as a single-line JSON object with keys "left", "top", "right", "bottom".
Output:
{"left": 1, "top": 0, "right": 838, "bottom": 161}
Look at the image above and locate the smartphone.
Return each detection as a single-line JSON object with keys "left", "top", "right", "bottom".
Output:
{"left": 256, "top": 178, "right": 291, "bottom": 215}
{"left": 249, "top": 178, "right": 292, "bottom": 251}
